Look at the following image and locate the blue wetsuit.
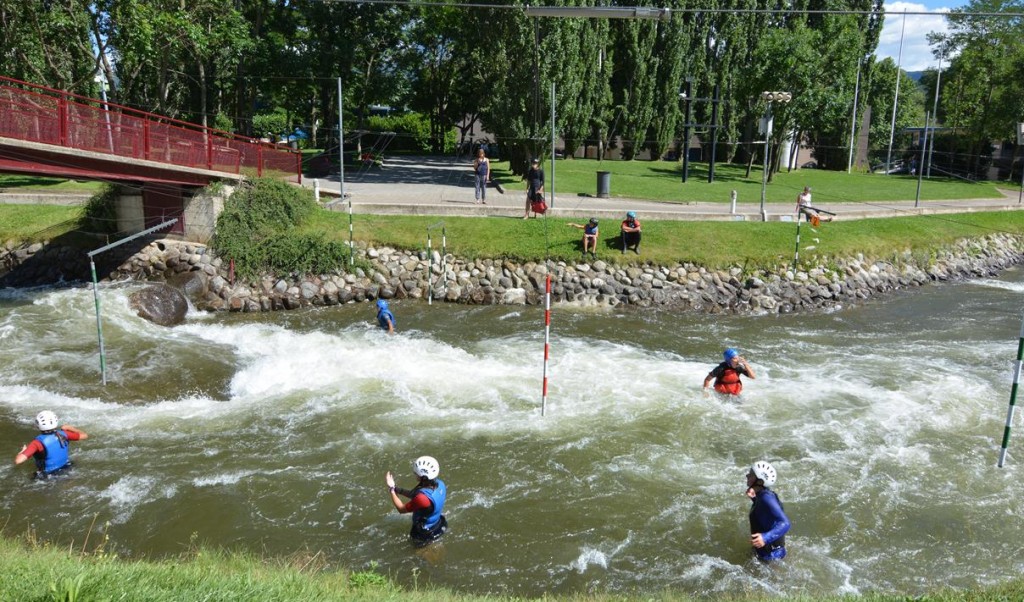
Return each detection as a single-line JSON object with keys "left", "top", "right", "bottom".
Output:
{"left": 377, "top": 308, "right": 395, "bottom": 331}
{"left": 749, "top": 488, "right": 790, "bottom": 561}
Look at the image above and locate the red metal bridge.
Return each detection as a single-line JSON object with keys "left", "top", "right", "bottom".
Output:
{"left": 0, "top": 76, "right": 301, "bottom": 235}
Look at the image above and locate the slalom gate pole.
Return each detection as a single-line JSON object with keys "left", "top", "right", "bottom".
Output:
{"left": 442, "top": 225, "right": 448, "bottom": 299}
{"left": 792, "top": 214, "right": 802, "bottom": 270}
{"left": 348, "top": 200, "right": 354, "bottom": 266}
{"left": 541, "top": 273, "right": 551, "bottom": 416}
{"left": 427, "top": 229, "right": 433, "bottom": 306}
{"left": 997, "top": 315, "right": 1024, "bottom": 467}
{"left": 89, "top": 258, "right": 107, "bottom": 386}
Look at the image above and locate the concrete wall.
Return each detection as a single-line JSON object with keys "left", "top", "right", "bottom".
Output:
{"left": 183, "top": 184, "right": 233, "bottom": 243}
{"left": 114, "top": 185, "right": 145, "bottom": 234}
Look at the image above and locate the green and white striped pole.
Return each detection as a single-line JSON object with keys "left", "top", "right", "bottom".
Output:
{"left": 89, "top": 258, "right": 107, "bottom": 386}
{"left": 348, "top": 200, "right": 354, "bottom": 266}
{"left": 997, "top": 316, "right": 1024, "bottom": 467}
{"left": 427, "top": 228, "right": 433, "bottom": 306}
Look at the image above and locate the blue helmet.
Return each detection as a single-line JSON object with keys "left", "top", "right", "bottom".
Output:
{"left": 626, "top": 211, "right": 636, "bottom": 219}
{"left": 376, "top": 299, "right": 389, "bottom": 310}
{"left": 724, "top": 348, "right": 739, "bottom": 361}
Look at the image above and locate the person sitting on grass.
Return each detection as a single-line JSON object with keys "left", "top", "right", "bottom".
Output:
{"left": 568, "top": 218, "right": 599, "bottom": 260}
{"left": 621, "top": 211, "right": 642, "bottom": 254}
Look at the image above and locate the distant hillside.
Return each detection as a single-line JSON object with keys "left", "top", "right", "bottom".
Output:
{"left": 906, "top": 70, "right": 925, "bottom": 82}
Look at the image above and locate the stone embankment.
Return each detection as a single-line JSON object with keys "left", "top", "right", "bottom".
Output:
{"left": 2, "top": 235, "right": 1022, "bottom": 314}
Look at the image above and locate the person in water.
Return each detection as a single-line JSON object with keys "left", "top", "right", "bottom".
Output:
{"left": 376, "top": 299, "right": 395, "bottom": 334}
{"left": 14, "top": 410, "right": 89, "bottom": 479}
{"left": 703, "top": 348, "right": 755, "bottom": 395}
{"left": 568, "top": 218, "right": 599, "bottom": 259}
{"left": 385, "top": 455, "right": 448, "bottom": 546}
{"left": 746, "top": 460, "right": 790, "bottom": 562}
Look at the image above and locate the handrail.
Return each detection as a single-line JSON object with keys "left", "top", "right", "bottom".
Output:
{"left": 0, "top": 76, "right": 301, "bottom": 182}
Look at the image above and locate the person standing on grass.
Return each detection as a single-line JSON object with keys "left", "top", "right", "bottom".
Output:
{"left": 473, "top": 148, "right": 490, "bottom": 205}
{"left": 523, "top": 157, "right": 544, "bottom": 219}
{"left": 795, "top": 186, "right": 832, "bottom": 224}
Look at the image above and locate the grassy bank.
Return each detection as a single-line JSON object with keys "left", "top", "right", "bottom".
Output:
{"left": 0, "top": 534, "right": 1021, "bottom": 602}
{"left": 485, "top": 159, "right": 1004, "bottom": 203}
{"left": 0, "top": 174, "right": 103, "bottom": 193}
{"left": 310, "top": 210, "right": 1024, "bottom": 269}
{"left": 0, "top": 204, "right": 83, "bottom": 242}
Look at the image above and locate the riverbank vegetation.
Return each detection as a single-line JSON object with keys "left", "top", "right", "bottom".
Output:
{"left": 0, "top": 533, "right": 1022, "bottom": 602}
{"left": 2, "top": 199, "right": 1023, "bottom": 273}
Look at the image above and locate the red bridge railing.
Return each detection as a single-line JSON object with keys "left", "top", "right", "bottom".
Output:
{"left": 0, "top": 76, "right": 301, "bottom": 183}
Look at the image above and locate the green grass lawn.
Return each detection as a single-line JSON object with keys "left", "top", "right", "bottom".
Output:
{"left": 309, "top": 210, "right": 1024, "bottom": 270}
{"left": 0, "top": 205, "right": 83, "bottom": 242}
{"left": 0, "top": 174, "right": 103, "bottom": 193}
{"left": 1, "top": 534, "right": 1023, "bottom": 602}
{"left": 487, "top": 159, "right": 1004, "bottom": 204}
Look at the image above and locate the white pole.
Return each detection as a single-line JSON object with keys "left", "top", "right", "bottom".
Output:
{"left": 847, "top": 58, "right": 863, "bottom": 173}
{"left": 550, "top": 82, "right": 556, "bottom": 208}
{"left": 885, "top": 10, "right": 907, "bottom": 175}
{"left": 338, "top": 77, "right": 345, "bottom": 200}
{"left": 927, "top": 53, "right": 943, "bottom": 178}
{"left": 998, "top": 316, "right": 1024, "bottom": 467}
{"left": 915, "top": 111, "right": 929, "bottom": 207}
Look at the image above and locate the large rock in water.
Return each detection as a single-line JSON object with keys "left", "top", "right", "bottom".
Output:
{"left": 130, "top": 284, "right": 188, "bottom": 326}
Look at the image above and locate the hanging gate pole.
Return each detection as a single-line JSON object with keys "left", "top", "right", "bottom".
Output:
{"left": 427, "top": 221, "right": 445, "bottom": 305}
{"left": 87, "top": 218, "right": 178, "bottom": 384}
{"left": 792, "top": 214, "right": 803, "bottom": 270}
{"left": 541, "top": 273, "right": 552, "bottom": 416}
{"left": 348, "top": 200, "right": 354, "bottom": 266}
{"left": 998, "top": 315, "right": 1024, "bottom": 467}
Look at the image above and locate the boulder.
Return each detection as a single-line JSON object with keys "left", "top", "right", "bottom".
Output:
{"left": 129, "top": 284, "right": 189, "bottom": 326}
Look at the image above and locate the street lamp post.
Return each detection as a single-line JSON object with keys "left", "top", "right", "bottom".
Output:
{"left": 758, "top": 91, "right": 791, "bottom": 221}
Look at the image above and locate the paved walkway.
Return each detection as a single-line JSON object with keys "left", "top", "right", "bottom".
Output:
{"left": 309, "top": 155, "right": 1024, "bottom": 222}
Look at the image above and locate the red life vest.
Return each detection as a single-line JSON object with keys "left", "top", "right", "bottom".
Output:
{"left": 714, "top": 367, "right": 743, "bottom": 395}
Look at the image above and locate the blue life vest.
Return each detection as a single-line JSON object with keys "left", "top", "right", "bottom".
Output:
{"left": 377, "top": 309, "right": 395, "bottom": 330}
{"left": 584, "top": 224, "right": 598, "bottom": 236}
{"left": 34, "top": 430, "right": 70, "bottom": 474}
{"left": 413, "top": 479, "right": 446, "bottom": 532}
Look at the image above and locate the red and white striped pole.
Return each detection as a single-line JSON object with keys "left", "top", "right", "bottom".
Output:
{"left": 542, "top": 273, "right": 551, "bottom": 416}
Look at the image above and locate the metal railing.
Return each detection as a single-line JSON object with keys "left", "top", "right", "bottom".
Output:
{"left": 0, "top": 76, "right": 300, "bottom": 183}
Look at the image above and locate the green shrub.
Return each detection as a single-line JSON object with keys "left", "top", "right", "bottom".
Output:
{"left": 252, "top": 110, "right": 289, "bottom": 140}
{"left": 212, "top": 178, "right": 347, "bottom": 279}
{"left": 366, "top": 112, "right": 455, "bottom": 153}
{"left": 79, "top": 184, "right": 119, "bottom": 236}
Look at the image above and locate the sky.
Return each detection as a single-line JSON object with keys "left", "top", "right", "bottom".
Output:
{"left": 875, "top": 0, "right": 959, "bottom": 72}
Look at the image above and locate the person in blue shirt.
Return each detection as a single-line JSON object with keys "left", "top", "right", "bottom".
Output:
{"left": 14, "top": 410, "right": 89, "bottom": 479}
{"left": 568, "top": 218, "right": 599, "bottom": 260}
{"left": 746, "top": 460, "right": 790, "bottom": 562}
{"left": 375, "top": 299, "right": 395, "bottom": 334}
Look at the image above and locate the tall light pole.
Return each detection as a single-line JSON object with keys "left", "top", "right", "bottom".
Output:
{"left": 847, "top": 55, "right": 867, "bottom": 173}
{"left": 759, "top": 91, "right": 792, "bottom": 222}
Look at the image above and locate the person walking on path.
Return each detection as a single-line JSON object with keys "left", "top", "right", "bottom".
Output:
{"left": 704, "top": 348, "right": 755, "bottom": 396}
{"left": 385, "top": 455, "right": 448, "bottom": 546}
{"left": 796, "top": 186, "right": 832, "bottom": 225}
{"left": 523, "top": 158, "right": 545, "bottom": 219}
{"left": 621, "top": 211, "right": 642, "bottom": 254}
{"left": 473, "top": 148, "right": 490, "bottom": 204}
{"left": 746, "top": 460, "right": 790, "bottom": 562}
{"left": 15, "top": 410, "right": 89, "bottom": 479}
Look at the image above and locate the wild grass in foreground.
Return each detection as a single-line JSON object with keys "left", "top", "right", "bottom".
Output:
{"left": 0, "top": 534, "right": 1021, "bottom": 602}
{"left": 0, "top": 174, "right": 103, "bottom": 193}
{"left": 310, "top": 210, "right": 1024, "bottom": 270}
{"left": 484, "top": 159, "right": 1003, "bottom": 203}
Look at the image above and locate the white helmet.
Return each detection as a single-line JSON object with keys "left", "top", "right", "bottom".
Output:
{"left": 750, "top": 461, "right": 777, "bottom": 487}
{"left": 412, "top": 456, "right": 440, "bottom": 480}
{"left": 35, "top": 410, "right": 58, "bottom": 431}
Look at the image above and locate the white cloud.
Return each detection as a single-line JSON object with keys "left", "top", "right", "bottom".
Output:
{"left": 877, "top": 2, "right": 952, "bottom": 71}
